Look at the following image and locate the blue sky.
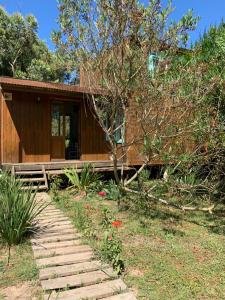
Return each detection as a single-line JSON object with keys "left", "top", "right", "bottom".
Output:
{"left": 0, "top": 0, "right": 225, "bottom": 49}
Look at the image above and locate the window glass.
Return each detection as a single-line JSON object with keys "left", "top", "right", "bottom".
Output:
{"left": 52, "top": 104, "right": 63, "bottom": 136}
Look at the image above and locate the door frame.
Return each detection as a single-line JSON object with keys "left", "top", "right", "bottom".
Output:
{"left": 50, "top": 100, "right": 81, "bottom": 161}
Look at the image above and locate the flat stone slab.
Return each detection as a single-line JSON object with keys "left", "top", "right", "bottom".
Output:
{"left": 32, "top": 239, "right": 82, "bottom": 251}
{"left": 36, "top": 252, "right": 93, "bottom": 267}
{"left": 33, "top": 245, "right": 92, "bottom": 259}
{"left": 31, "top": 233, "right": 81, "bottom": 244}
{"left": 37, "top": 220, "right": 72, "bottom": 227}
{"left": 37, "top": 217, "right": 69, "bottom": 224}
{"left": 41, "top": 268, "right": 116, "bottom": 290}
{"left": 34, "top": 228, "right": 77, "bottom": 239}
{"left": 44, "top": 279, "right": 127, "bottom": 300}
{"left": 39, "top": 260, "right": 107, "bottom": 280}
{"left": 36, "top": 224, "right": 75, "bottom": 234}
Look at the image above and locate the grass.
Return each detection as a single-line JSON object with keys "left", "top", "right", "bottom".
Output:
{"left": 54, "top": 190, "right": 225, "bottom": 300}
{"left": 0, "top": 241, "right": 42, "bottom": 298}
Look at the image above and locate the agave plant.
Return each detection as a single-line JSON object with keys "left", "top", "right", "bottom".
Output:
{"left": 0, "top": 173, "right": 46, "bottom": 262}
{"left": 64, "top": 163, "right": 101, "bottom": 195}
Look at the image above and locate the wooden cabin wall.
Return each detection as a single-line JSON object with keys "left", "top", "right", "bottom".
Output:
{"left": 2, "top": 90, "right": 51, "bottom": 163}
{"left": 80, "top": 99, "right": 110, "bottom": 161}
{"left": 1, "top": 88, "right": 110, "bottom": 164}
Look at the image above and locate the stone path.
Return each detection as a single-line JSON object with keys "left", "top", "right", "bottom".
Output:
{"left": 32, "top": 193, "right": 137, "bottom": 300}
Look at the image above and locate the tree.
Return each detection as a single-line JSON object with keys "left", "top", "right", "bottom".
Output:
{"left": 54, "top": 0, "right": 220, "bottom": 212}
{"left": 0, "top": 6, "right": 69, "bottom": 82}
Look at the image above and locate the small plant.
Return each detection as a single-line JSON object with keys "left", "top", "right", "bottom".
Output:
{"left": 0, "top": 173, "right": 46, "bottom": 262}
{"left": 101, "top": 207, "right": 115, "bottom": 228}
{"left": 50, "top": 176, "right": 62, "bottom": 202}
{"left": 65, "top": 163, "right": 101, "bottom": 195}
{"left": 101, "top": 229, "right": 124, "bottom": 274}
{"left": 104, "top": 180, "right": 123, "bottom": 207}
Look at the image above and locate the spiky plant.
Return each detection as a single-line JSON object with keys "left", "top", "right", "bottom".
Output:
{"left": 65, "top": 163, "right": 101, "bottom": 195}
{"left": 0, "top": 173, "right": 46, "bottom": 262}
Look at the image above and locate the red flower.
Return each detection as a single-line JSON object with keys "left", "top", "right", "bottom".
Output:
{"left": 111, "top": 220, "right": 122, "bottom": 228}
{"left": 98, "top": 191, "right": 106, "bottom": 197}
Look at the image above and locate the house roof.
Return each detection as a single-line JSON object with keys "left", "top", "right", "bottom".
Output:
{"left": 0, "top": 77, "right": 102, "bottom": 95}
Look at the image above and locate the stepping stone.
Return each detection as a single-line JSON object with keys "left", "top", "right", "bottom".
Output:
{"left": 32, "top": 239, "right": 82, "bottom": 251}
{"left": 44, "top": 279, "right": 127, "bottom": 300}
{"left": 39, "top": 260, "right": 107, "bottom": 280}
{"left": 37, "top": 224, "right": 75, "bottom": 234}
{"left": 37, "top": 217, "right": 69, "bottom": 224}
{"left": 36, "top": 252, "right": 93, "bottom": 267}
{"left": 33, "top": 245, "right": 92, "bottom": 259}
{"left": 37, "top": 213, "right": 64, "bottom": 220}
{"left": 34, "top": 228, "right": 77, "bottom": 239}
{"left": 41, "top": 268, "right": 116, "bottom": 290}
{"left": 103, "top": 292, "right": 137, "bottom": 300}
{"left": 37, "top": 221, "right": 72, "bottom": 227}
{"left": 31, "top": 233, "right": 81, "bottom": 244}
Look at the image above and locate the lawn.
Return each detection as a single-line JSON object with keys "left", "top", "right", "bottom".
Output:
{"left": 0, "top": 242, "right": 42, "bottom": 299}
{"left": 54, "top": 190, "right": 225, "bottom": 300}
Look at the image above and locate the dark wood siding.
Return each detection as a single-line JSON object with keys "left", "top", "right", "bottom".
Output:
{"left": 1, "top": 88, "right": 110, "bottom": 163}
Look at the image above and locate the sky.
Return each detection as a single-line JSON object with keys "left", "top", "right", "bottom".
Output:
{"left": 0, "top": 0, "right": 225, "bottom": 50}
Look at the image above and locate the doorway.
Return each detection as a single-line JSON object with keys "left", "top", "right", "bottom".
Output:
{"left": 51, "top": 102, "right": 80, "bottom": 160}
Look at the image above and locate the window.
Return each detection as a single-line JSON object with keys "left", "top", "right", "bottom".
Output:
{"left": 51, "top": 104, "right": 63, "bottom": 136}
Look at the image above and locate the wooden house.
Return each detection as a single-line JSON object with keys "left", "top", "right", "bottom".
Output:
{"left": 0, "top": 77, "right": 126, "bottom": 188}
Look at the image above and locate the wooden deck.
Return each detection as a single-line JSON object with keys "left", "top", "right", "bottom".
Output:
{"left": 1, "top": 160, "right": 127, "bottom": 175}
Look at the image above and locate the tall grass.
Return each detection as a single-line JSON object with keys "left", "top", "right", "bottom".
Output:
{"left": 0, "top": 173, "right": 46, "bottom": 261}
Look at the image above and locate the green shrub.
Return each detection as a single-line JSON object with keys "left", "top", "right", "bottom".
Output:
{"left": 104, "top": 180, "right": 122, "bottom": 201}
{"left": 50, "top": 175, "right": 62, "bottom": 202}
{"left": 0, "top": 173, "right": 46, "bottom": 255}
{"left": 65, "top": 163, "right": 102, "bottom": 195}
{"left": 101, "top": 229, "right": 124, "bottom": 274}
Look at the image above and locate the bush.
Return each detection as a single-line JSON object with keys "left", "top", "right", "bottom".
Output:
{"left": 64, "top": 163, "right": 102, "bottom": 195}
{"left": 0, "top": 173, "right": 46, "bottom": 254}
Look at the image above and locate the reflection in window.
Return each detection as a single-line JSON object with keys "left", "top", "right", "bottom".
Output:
{"left": 52, "top": 104, "right": 63, "bottom": 136}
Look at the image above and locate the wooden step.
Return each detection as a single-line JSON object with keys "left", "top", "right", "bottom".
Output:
{"left": 44, "top": 279, "right": 127, "bottom": 300}
{"left": 32, "top": 239, "right": 82, "bottom": 251}
{"left": 15, "top": 171, "right": 44, "bottom": 175}
{"left": 17, "top": 177, "right": 45, "bottom": 183}
{"left": 21, "top": 185, "right": 47, "bottom": 191}
{"left": 39, "top": 260, "right": 107, "bottom": 280}
{"left": 41, "top": 268, "right": 115, "bottom": 290}
{"left": 33, "top": 244, "right": 92, "bottom": 259}
{"left": 36, "top": 252, "right": 93, "bottom": 268}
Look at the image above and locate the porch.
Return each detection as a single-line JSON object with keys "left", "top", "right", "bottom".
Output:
{"left": 1, "top": 160, "right": 127, "bottom": 191}
{"left": 1, "top": 160, "right": 126, "bottom": 175}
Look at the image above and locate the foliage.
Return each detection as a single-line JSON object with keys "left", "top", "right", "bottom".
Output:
{"left": 64, "top": 164, "right": 102, "bottom": 195}
{"left": 50, "top": 176, "right": 63, "bottom": 202}
{"left": 101, "top": 229, "right": 124, "bottom": 274}
{"left": 54, "top": 0, "right": 199, "bottom": 185}
{"left": 0, "top": 173, "right": 46, "bottom": 249}
{"left": 0, "top": 6, "right": 69, "bottom": 82}
{"left": 104, "top": 180, "right": 122, "bottom": 202}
